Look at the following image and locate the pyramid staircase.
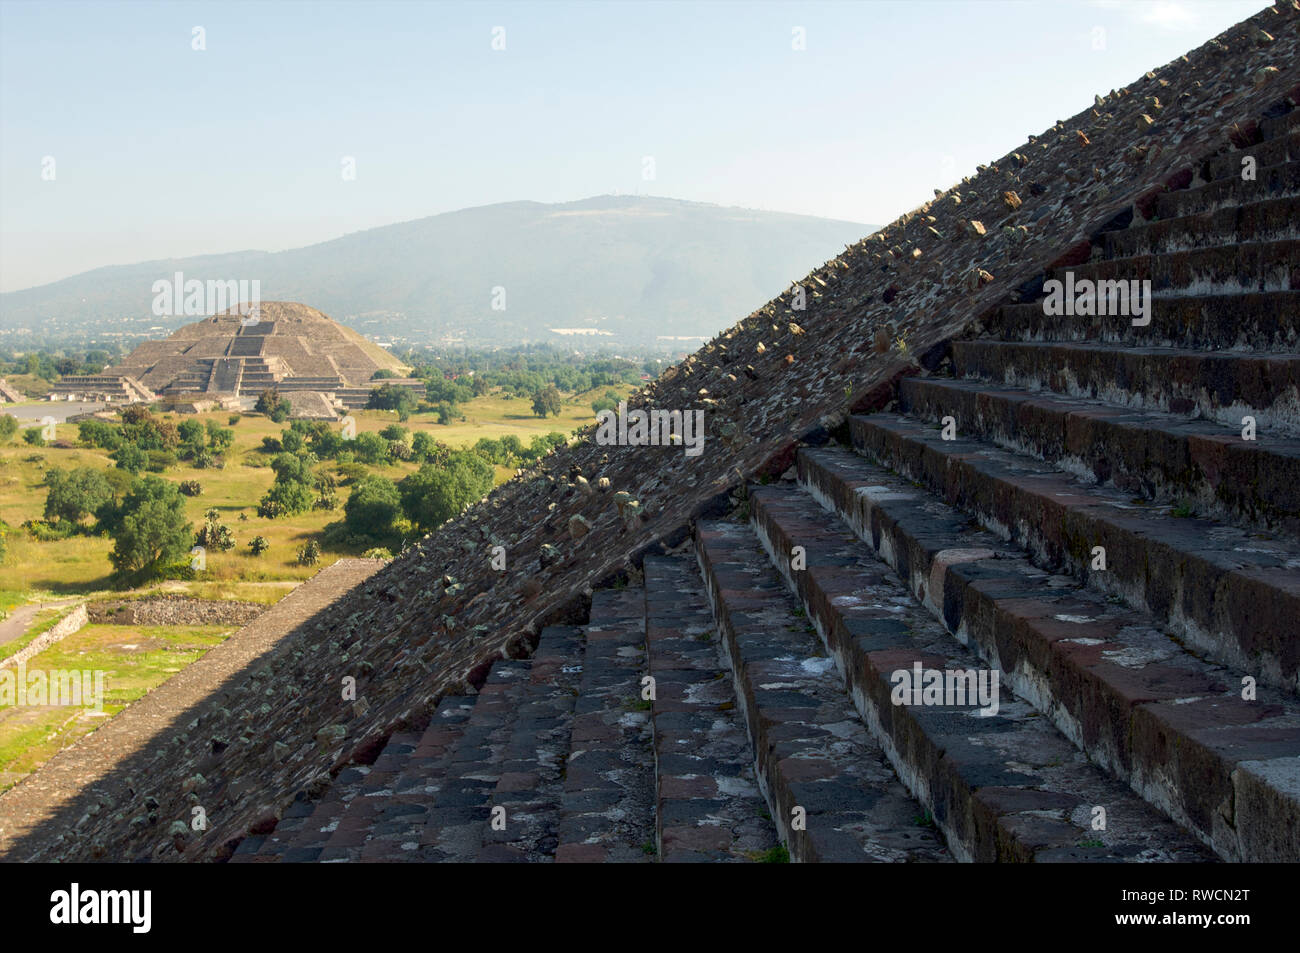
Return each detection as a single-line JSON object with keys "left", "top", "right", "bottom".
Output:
{"left": 230, "top": 104, "right": 1300, "bottom": 866}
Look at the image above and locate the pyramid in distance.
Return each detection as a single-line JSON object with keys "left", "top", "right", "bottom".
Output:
{"left": 54, "top": 301, "right": 409, "bottom": 405}
{"left": 1, "top": 2, "right": 1298, "bottom": 865}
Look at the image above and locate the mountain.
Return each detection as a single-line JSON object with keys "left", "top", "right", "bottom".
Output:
{"left": 0, "top": 196, "right": 873, "bottom": 347}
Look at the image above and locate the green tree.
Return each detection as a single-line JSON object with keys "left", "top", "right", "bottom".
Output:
{"left": 44, "top": 466, "right": 112, "bottom": 526}
{"left": 258, "top": 478, "right": 315, "bottom": 518}
{"left": 344, "top": 475, "right": 402, "bottom": 540}
{"left": 255, "top": 389, "right": 291, "bottom": 422}
{"left": 76, "top": 418, "right": 121, "bottom": 450}
{"left": 411, "top": 431, "right": 448, "bottom": 463}
{"left": 0, "top": 414, "right": 19, "bottom": 442}
{"left": 112, "top": 444, "right": 147, "bottom": 472}
{"left": 177, "top": 419, "right": 205, "bottom": 451}
{"left": 205, "top": 420, "right": 235, "bottom": 453}
{"left": 367, "top": 384, "right": 417, "bottom": 420}
{"left": 398, "top": 452, "right": 494, "bottom": 532}
{"left": 351, "top": 431, "right": 390, "bottom": 465}
{"left": 592, "top": 390, "right": 619, "bottom": 414}
{"left": 531, "top": 384, "right": 562, "bottom": 418}
{"left": 104, "top": 476, "right": 193, "bottom": 577}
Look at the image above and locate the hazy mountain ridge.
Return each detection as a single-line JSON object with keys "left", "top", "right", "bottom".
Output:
{"left": 0, "top": 196, "right": 872, "bottom": 346}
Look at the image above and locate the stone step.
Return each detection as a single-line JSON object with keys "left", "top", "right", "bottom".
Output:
{"left": 696, "top": 520, "right": 952, "bottom": 863}
{"left": 782, "top": 456, "right": 1296, "bottom": 862}
{"left": 477, "top": 626, "right": 587, "bottom": 862}
{"left": 847, "top": 413, "right": 1300, "bottom": 694}
{"left": 408, "top": 658, "right": 537, "bottom": 861}
{"left": 1104, "top": 195, "right": 1300, "bottom": 258}
{"left": 948, "top": 340, "right": 1300, "bottom": 437}
{"left": 1047, "top": 239, "right": 1298, "bottom": 295}
{"left": 1155, "top": 159, "right": 1300, "bottom": 219}
{"left": 554, "top": 589, "right": 656, "bottom": 863}
{"left": 988, "top": 290, "right": 1298, "bottom": 350}
{"left": 896, "top": 375, "right": 1300, "bottom": 534}
{"left": 642, "top": 555, "right": 781, "bottom": 862}
{"left": 737, "top": 490, "right": 1212, "bottom": 863}
{"left": 1201, "top": 130, "right": 1300, "bottom": 184}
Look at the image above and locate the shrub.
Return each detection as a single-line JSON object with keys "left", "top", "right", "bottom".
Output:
{"left": 179, "top": 480, "right": 202, "bottom": 497}
{"left": 249, "top": 535, "right": 269, "bottom": 555}
{"left": 296, "top": 539, "right": 321, "bottom": 565}
{"left": 335, "top": 462, "right": 369, "bottom": 485}
{"left": 195, "top": 508, "right": 236, "bottom": 552}
{"left": 145, "top": 449, "right": 177, "bottom": 472}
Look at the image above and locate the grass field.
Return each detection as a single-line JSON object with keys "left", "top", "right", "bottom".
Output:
{"left": 0, "top": 383, "right": 630, "bottom": 604}
{"left": 0, "top": 622, "right": 231, "bottom": 792}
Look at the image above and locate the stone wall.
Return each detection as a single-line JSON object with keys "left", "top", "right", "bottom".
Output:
{"left": 0, "top": 604, "right": 88, "bottom": 672}
{"left": 87, "top": 597, "right": 265, "bottom": 627}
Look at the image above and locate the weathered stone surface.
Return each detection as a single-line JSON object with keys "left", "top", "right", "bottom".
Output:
{"left": 5, "top": 4, "right": 1299, "bottom": 864}
{"left": 745, "top": 484, "right": 1209, "bottom": 862}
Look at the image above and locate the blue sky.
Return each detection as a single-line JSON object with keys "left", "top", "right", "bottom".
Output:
{"left": 0, "top": 0, "right": 1266, "bottom": 291}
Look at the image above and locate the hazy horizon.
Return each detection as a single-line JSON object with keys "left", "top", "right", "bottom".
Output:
{"left": 0, "top": 0, "right": 1267, "bottom": 292}
{"left": 3, "top": 192, "right": 876, "bottom": 294}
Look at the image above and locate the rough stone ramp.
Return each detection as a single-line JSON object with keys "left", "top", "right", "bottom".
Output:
{"left": 642, "top": 554, "right": 779, "bottom": 861}
{"left": 0, "top": 558, "right": 383, "bottom": 860}
{"left": 696, "top": 520, "right": 952, "bottom": 862}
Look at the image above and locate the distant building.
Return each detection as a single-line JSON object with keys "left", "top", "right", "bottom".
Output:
{"left": 51, "top": 301, "right": 423, "bottom": 410}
